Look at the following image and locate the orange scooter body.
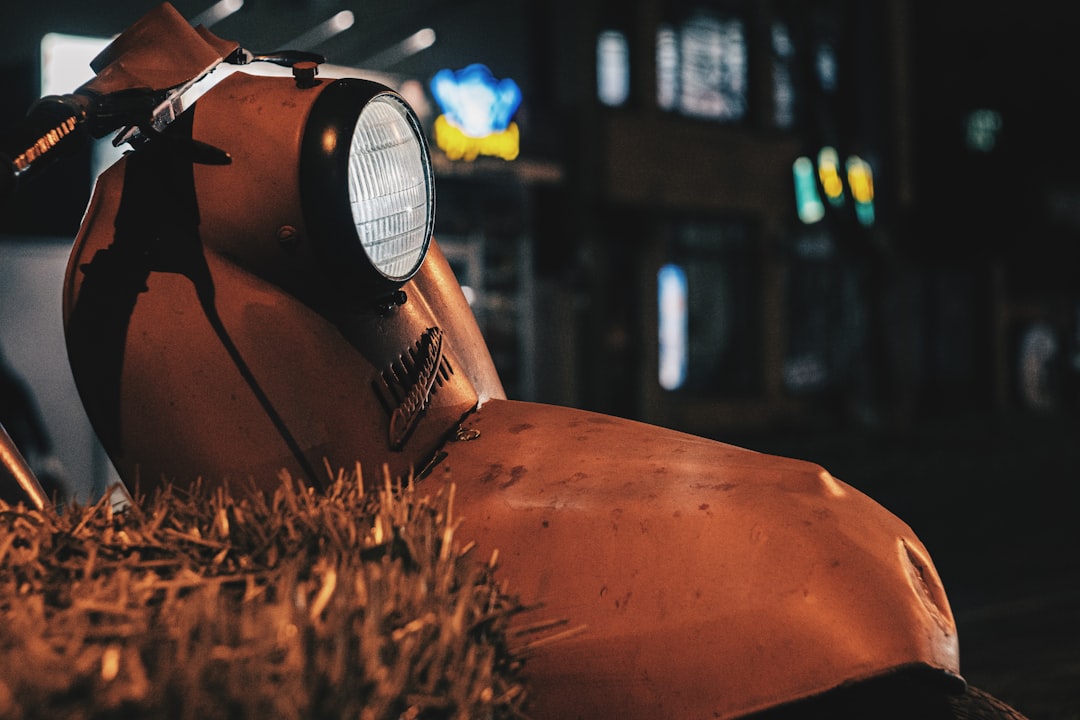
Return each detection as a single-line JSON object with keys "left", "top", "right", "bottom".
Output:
{"left": 63, "top": 71, "right": 960, "bottom": 720}
{"left": 431, "top": 399, "right": 959, "bottom": 718}
{"left": 64, "top": 71, "right": 503, "bottom": 491}
{"left": 56, "top": 17, "right": 962, "bottom": 718}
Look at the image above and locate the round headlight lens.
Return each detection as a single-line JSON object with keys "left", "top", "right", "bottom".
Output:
{"left": 348, "top": 94, "right": 433, "bottom": 282}
{"left": 301, "top": 79, "right": 435, "bottom": 300}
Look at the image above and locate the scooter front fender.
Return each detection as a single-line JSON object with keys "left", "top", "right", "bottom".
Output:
{"left": 430, "top": 398, "right": 960, "bottom": 719}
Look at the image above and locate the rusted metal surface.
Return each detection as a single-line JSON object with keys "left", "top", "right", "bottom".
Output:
{"left": 428, "top": 398, "right": 961, "bottom": 719}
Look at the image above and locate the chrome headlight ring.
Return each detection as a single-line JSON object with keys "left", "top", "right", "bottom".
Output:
{"left": 300, "top": 78, "right": 435, "bottom": 301}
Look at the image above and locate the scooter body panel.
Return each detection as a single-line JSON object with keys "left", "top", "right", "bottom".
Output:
{"left": 63, "top": 146, "right": 502, "bottom": 489}
{"left": 431, "top": 398, "right": 961, "bottom": 719}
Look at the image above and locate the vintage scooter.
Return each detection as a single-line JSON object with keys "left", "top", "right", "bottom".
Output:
{"left": 0, "top": 4, "right": 1028, "bottom": 718}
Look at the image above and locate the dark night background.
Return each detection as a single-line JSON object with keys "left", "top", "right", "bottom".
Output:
{"left": 2, "top": 1, "right": 1078, "bottom": 716}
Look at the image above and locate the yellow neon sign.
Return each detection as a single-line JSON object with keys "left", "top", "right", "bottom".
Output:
{"left": 433, "top": 114, "right": 520, "bottom": 162}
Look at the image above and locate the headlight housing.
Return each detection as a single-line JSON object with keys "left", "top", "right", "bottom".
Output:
{"left": 301, "top": 78, "right": 435, "bottom": 298}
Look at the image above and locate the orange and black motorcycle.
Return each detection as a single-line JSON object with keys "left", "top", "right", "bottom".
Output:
{"left": 0, "top": 5, "right": 1029, "bottom": 718}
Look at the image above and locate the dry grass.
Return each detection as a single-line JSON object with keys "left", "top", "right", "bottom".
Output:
{"left": 0, "top": 467, "right": 528, "bottom": 719}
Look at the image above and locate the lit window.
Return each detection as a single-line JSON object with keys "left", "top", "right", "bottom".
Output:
{"left": 658, "top": 263, "right": 688, "bottom": 390}
{"left": 1018, "top": 323, "right": 1059, "bottom": 411}
{"left": 678, "top": 12, "right": 747, "bottom": 122}
{"left": 965, "top": 108, "right": 1003, "bottom": 153}
{"left": 656, "top": 24, "right": 678, "bottom": 110}
{"left": 597, "top": 29, "right": 631, "bottom": 107}
{"left": 815, "top": 40, "right": 838, "bottom": 93}
{"left": 770, "top": 21, "right": 796, "bottom": 129}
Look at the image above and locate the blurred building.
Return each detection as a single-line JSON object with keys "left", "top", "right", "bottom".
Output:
{"left": 420, "top": 0, "right": 1080, "bottom": 438}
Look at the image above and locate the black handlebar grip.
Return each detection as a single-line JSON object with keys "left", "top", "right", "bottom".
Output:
{"left": 0, "top": 95, "right": 88, "bottom": 203}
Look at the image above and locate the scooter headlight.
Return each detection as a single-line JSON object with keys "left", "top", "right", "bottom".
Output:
{"left": 301, "top": 78, "right": 434, "bottom": 297}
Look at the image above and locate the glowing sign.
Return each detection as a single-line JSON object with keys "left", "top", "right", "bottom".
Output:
{"left": 793, "top": 156, "right": 825, "bottom": 224}
{"left": 793, "top": 150, "right": 876, "bottom": 227}
{"left": 429, "top": 64, "right": 522, "bottom": 161}
{"left": 845, "top": 155, "right": 875, "bottom": 227}
{"left": 817, "top": 146, "right": 845, "bottom": 208}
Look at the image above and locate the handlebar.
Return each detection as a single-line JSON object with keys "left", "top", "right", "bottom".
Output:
{"left": 0, "top": 0, "right": 326, "bottom": 206}
{"left": 1, "top": 95, "right": 89, "bottom": 204}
